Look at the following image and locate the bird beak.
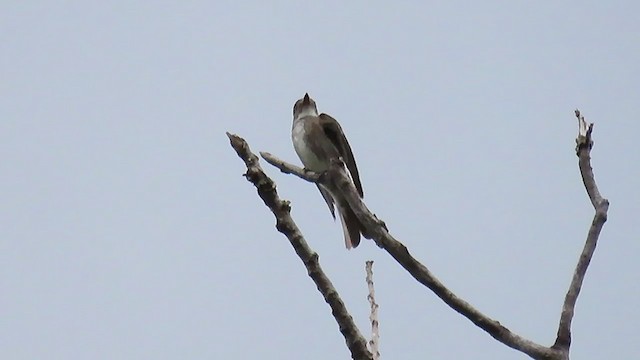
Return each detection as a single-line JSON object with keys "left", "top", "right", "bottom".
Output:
{"left": 303, "top": 93, "right": 310, "bottom": 104}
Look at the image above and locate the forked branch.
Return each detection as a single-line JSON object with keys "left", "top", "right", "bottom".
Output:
{"left": 227, "top": 133, "right": 373, "bottom": 360}
{"left": 229, "top": 110, "right": 609, "bottom": 360}
{"left": 261, "top": 151, "right": 557, "bottom": 359}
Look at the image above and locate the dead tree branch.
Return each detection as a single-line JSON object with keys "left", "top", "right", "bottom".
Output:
{"left": 227, "top": 132, "right": 373, "bottom": 360}
{"left": 230, "top": 110, "right": 608, "bottom": 360}
{"left": 552, "top": 110, "right": 610, "bottom": 353}
{"left": 365, "top": 261, "right": 380, "bottom": 360}
{"left": 261, "top": 151, "right": 557, "bottom": 359}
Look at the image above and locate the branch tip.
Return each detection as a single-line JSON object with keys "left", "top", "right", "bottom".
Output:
{"left": 556, "top": 110, "right": 609, "bottom": 353}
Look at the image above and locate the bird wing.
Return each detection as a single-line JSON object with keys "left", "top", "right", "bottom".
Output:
{"left": 318, "top": 113, "right": 364, "bottom": 197}
{"left": 317, "top": 184, "right": 336, "bottom": 219}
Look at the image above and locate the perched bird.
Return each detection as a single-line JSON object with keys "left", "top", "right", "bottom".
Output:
{"left": 291, "top": 93, "right": 366, "bottom": 249}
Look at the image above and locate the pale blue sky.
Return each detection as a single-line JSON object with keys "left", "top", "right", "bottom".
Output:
{"left": 2, "top": 2, "right": 638, "bottom": 359}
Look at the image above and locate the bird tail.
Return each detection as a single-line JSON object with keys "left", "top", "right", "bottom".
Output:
{"left": 337, "top": 202, "right": 362, "bottom": 249}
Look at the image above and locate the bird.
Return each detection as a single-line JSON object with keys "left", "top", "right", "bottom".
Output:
{"left": 291, "top": 93, "right": 366, "bottom": 249}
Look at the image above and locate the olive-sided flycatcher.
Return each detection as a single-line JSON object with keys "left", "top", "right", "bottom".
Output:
{"left": 291, "top": 93, "right": 366, "bottom": 249}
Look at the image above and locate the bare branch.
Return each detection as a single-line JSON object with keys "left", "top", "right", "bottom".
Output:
{"left": 261, "top": 151, "right": 320, "bottom": 183}
{"left": 553, "top": 111, "right": 610, "bottom": 351}
{"left": 259, "top": 153, "right": 559, "bottom": 359}
{"left": 365, "top": 261, "right": 380, "bottom": 360}
{"left": 330, "top": 159, "right": 560, "bottom": 359}
{"left": 227, "top": 133, "right": 373, "bottom": 360}
{"left": 249, "top": 109, "right": 609, "bottom": 360}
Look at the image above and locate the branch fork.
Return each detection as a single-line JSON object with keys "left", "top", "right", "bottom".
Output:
{"left": 228, "top": 109, "right": 609, "bottom": 360}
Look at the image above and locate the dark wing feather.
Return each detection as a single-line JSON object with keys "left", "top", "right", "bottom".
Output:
{"left": 318, "top": 113, "right": 364, "bottom": 197}
{"left": 317, "top": 184, "right": 336, "bottom": 219}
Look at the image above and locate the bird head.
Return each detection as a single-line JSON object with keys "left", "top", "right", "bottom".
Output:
{"left": 293, "top": 93, "right": 319, "bottom": 120}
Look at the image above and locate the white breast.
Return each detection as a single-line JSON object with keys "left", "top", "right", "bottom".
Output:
{"left": 292, "top": 120, "right": 326, "bottom": 172}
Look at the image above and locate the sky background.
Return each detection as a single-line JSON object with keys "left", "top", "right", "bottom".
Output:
{"left": 2, "top": 1, "right": 638, "bottom": 359}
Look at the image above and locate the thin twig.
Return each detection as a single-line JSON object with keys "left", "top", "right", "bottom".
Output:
{"left": 553, "top": 111, "right": 609, "bottom": 352}
{"left": 365, "top": 261, "right": 380, "bottom": 360}
{"left": 261, "top": 151, "right": 319, "bottom": 183}
{"left": 227, "top": 133, "right": 373, "bottom": 360}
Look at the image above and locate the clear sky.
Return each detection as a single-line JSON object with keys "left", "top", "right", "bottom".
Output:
{"left": 2, "top": 2, "right": 638, "bottom": 359}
